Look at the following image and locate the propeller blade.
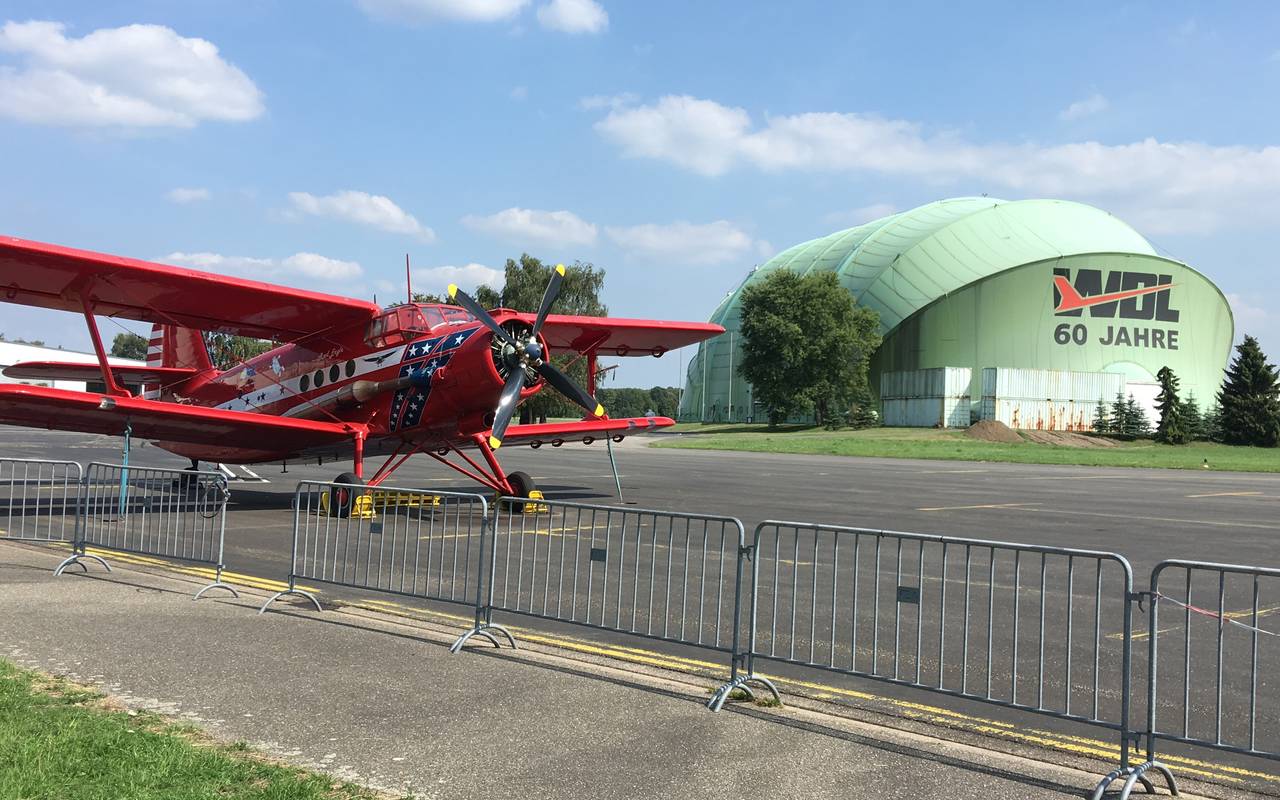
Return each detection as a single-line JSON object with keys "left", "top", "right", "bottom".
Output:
{"left": 536, "top": 361, "right": 604, "bottom": 418}
{"left": 487, "top": 366, "right": 527, "bottom": 449}
{"left": 448, "top": 284, "right": 517, "bottom": 347}
{"left": 532, "top": 263, "right": 565, "bottom": 336}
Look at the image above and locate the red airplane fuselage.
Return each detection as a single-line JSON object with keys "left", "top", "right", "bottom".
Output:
{"left": 153, "top": 303, "right": 537, "bottom": 465}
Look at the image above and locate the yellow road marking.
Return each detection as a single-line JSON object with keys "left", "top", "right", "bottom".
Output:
{"left": 65, "top": 552, "right": 1278, "bottom": 787}
{"left": 1186, "top": 491, "right": 1264, "bottom": 499}
{"left": 917, "top": 503, "right": 1041, "bottom": 512}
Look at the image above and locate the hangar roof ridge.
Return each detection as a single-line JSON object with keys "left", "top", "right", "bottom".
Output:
{"left": 711, "top": 196, "right": 1161, "bottom": 336}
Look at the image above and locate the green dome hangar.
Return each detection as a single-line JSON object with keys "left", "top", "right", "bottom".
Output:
{"left": 678, "top": 197, "right": 1235, "bottom": 428}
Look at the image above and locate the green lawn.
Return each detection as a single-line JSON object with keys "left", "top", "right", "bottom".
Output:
{"left": 0, "top": 660, "right": 387, "bottom": 800}
{"left": 655, "top": 424, "right": 1280, "bottom": 472}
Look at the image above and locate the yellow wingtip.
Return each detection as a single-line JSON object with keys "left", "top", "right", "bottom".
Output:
{"left": 594, "top": 403, "right": 605, "bottom": 418}
{"left": 488, "top": 436, "right": 502, "bottom": 450}
{"left": 555, "top": 263, "right": 566, "bottom": 276}
{"left": 447, "top": 283, "right": 458, "bottom": 298}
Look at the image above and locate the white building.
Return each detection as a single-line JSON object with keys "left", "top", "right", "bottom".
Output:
{"left": 0, "top": 341, "right": 145, "bottom": 393}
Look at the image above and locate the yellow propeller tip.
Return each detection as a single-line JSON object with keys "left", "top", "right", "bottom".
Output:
{"left": 488, "top": 436, "right": 502, "bottom": 450}
{"left": 555, "top": 264, "right": 566, "bottom": 276}
{"left": 593, "top": 404, "right": 605, "bottom": 418}
{"left": 447, "top": 283, "right": 458, "bottom": 298}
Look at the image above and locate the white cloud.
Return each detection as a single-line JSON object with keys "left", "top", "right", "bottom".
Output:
{"left": 462, "top": 207, "right": 597, "bottom": 247}
{"left": 536, "top": 0, "right": 608, "bottom": 34}
{"left": 578, "top": 92, "right": 637, "bottom": 110}
{"left": 288, "top": 190, "right": 434, "bottom": 241}
{"left": 357, "top": 0, "right": 529, "bottom": 23}
{"left": 605, "top": 220, "right": 760, "bottom": 266}
{"left": 414, "top": 263, "right": 502, "bottom": 294}
{"left": 1059, "top": 93, "right": 1109, "bottom": 121}
{"left": 166, "top": 187, "right": 210, "bottom": 204}
{"left": 509, "top": 85, "right": 528, "bottom": 101}
{"left": 594, "top": 94, "right": 1280, "bottom": 234}
{"left": 822, "top": 203, "right": 898, "bottom": 228}
{"left": 0, "top": 20, "right": 263, "bottom": 128}
{"left": 165, "top": 251, "right": 363, "bottom": 282}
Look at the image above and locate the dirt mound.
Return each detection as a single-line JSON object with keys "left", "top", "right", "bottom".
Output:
{"left": 966, "top": 420, "right": 1022, "bottom": 444}
{"left": 1019, "top": 430, "right": 1119, "bottom": 448}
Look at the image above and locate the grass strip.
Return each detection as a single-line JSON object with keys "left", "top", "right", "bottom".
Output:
{"left": 0, "top": 659, "right": 388, "bottom": 800}
{"left": 655, "top": 425, "right": 1280, "bottom": 473}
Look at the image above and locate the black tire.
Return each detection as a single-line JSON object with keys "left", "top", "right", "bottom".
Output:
{"left": 329, "top": 472, "right": 366, "bottom": 518}
{"left": 503, "top": 470, "right": 536, "bottom": 511}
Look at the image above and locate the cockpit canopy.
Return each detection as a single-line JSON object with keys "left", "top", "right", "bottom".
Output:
{"left": 365, "top": 303, "right": 476, "bottom": 348}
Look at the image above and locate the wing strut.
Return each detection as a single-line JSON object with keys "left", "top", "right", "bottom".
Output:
{"left": 81, "top": 297, "right": 131, "bottom": 397}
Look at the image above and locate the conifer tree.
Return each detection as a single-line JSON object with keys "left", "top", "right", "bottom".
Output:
{"left": 1124, "top": 394, "right": 1152, "bottom": 437}
{"left": 1155, "top": 366, "right": 1187, "bottom": 444}
{"left": 1203, "top": 401, "right": 1225, "bottom": 442}
{"left": 1217, "top": 335, "right": 1280, "bottom": 447}
{"left": 1092, "top": 397, "right": 1110, "bottom": 434}
{"left": 1111, "top": 389, "right": 1129, "bottom": 436}
{"left": 1181, "top": 391, "right": 1205, "bottom": 441}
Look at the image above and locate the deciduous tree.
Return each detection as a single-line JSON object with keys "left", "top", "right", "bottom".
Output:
{"left": 110, "top": 332, "right": 147, "bottom": 360}
{"left": 739, "top": 270, "right": 880, "bottom": 426}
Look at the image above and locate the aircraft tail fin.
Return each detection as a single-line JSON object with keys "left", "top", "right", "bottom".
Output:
{"left": 147, "top": 324, "right": 215, "bottom": 372}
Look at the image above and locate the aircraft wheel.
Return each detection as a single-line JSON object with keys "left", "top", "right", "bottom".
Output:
{"left": 329, "top": 472, "right": 366, "bottom": 518}
{"left": 503, "top": 471, "right": 536, "bottom": 511}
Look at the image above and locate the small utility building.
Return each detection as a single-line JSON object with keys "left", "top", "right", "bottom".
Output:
{"left": 679, "top": 198, "right": 1234, "bottom": 428}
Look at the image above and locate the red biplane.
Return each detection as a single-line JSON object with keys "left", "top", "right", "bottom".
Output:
{"left": 0, "top": 237, "right": 721, "bottom": 510}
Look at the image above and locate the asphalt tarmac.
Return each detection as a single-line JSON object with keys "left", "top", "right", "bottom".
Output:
{"left": 2, "top": 425, "right": 1278, "bottom": 793}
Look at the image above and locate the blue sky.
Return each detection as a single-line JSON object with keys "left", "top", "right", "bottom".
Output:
{"left": 1, "top": 0, "right": 1277, "bottom": 388}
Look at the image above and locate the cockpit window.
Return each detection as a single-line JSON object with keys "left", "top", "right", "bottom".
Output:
{"left": 440, "top": 307, "right": 475, "bottom": 326}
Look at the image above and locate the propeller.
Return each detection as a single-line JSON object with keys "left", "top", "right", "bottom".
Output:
{"left": 447, "top": 264, "right": 604, "bottom": 449}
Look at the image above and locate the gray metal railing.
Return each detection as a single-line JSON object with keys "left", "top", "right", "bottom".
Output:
{"left": 1104, "top": 559, "right": 1280, "bottom": 799}
{"left": 54, "top": 462, "right": 236, "bottom": 599}
{"left": 0, "top": 458, "right": 81, "bottom": 545}
{"left": 259, "top": 481, "right": 502, "bottom": 647}
{"left": 452, "top": 497, "right": 747, "bottom": 662}
{"left": 716, "top": 521, "right": 1141, "bottom": 793}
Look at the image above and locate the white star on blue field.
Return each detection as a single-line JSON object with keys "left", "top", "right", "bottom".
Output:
{"left": 2, "top": 1, "right": 1278, "bottom": 386}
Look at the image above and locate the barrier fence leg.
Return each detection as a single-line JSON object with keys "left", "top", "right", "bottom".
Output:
{"left": 450, "top": 512, "right": 515, "bottom": 653}
{"left": 259, "top": 489, "right": 321, "bottom": 614}
{"left": 1089, "top": 590, "right": 1177, "bottom": 800}
{"left": 192, "top": 564, "right": 240, "bottom": 600}
{"left": 709, "top": 541, "right": 779, "bottom": 711}
{"left": 54, "top": 472, "right": 109, "bottom": 576}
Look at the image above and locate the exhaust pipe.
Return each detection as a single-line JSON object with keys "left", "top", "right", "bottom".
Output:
{"left": 334, "top": 368, "right": 434, "bottom": 408}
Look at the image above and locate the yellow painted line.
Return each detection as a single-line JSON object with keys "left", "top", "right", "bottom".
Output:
{"left": 1117, "top": 605, "right": 1280, "bottom": 642}
{"left": 1186, "top": 491, "right": 1264, "bottom": 499}
{"left": 917, "top": 503, "right": 1041, "bottom": 512}
{"left": 54, "top": 551, "right": 1274, "bottom": 788}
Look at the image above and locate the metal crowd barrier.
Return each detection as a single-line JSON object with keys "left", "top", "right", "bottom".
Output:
{"left": 0, "top": 458, "right": 82, "bottom": 545}
{"left": 453, "top": 498, "right": 748, "bottom": 668}
{"left": 1103, "top": 559, "right": 1280, "bottom": 799}
{"left": 716, "top": 521, "right": 1141, "bottom": 793}
{"left": 54, "top": 462, "right": 237, "bottom": 599}
{"left": 260, "top": 481, "right": 501, "bottom": 648}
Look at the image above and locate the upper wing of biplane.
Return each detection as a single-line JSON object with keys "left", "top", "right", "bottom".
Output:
{"left": 509, "top": 314, "right": 723, "bottom": 356}
{"left": 0, "top": 384, "right": 361, "bottom": 451}
{"left": 0, "top": 236, "right": 380, "bottom": 341}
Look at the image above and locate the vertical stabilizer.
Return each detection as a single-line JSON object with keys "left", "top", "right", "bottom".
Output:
{"left": 147, "top": 323, "right": 215, "bottom": 372}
